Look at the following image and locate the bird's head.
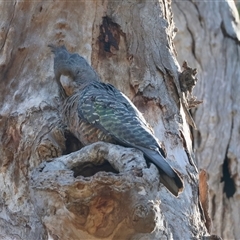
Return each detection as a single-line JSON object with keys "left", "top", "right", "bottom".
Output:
{"left": 49, "top": 44, "right": 99, "bottom": 97}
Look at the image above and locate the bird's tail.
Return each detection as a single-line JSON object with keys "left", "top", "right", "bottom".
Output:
{"left": 137, "top": 146, "right": 184, "bottom": 197}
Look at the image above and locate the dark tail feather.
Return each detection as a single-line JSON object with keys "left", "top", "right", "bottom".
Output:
{"left": 137, "top": 146, "right": 184, "bottom": 196}
{"left": 159, "top": 171, "right": 184, "bottom": 197}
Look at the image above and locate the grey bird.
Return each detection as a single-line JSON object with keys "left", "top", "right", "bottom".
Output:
{"left": 48, "top": 44, "right": 184, "bottom": 196}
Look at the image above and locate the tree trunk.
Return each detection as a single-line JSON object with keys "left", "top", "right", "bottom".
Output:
{"left": 0, "top": 1, "right": 209, "bottom": 239}
{"left": 172, "top": 1, "right": 240, "bottom": 239}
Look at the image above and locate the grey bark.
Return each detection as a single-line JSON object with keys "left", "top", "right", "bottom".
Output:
{"left": 0, "top": 0, "right": 209, "bottom": 239}
{"left": 31, "top": 142, "right": 160, "bottom": 239}
{"left": 172, "top": 1, "right": 240, "bottom": 239}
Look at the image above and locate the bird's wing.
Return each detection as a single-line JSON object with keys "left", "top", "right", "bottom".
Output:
{"left": 78, "top": 82, "right": 184, "bottom": 196}
{"left": 78, "top": 82, "right": 159, "bottom": 150}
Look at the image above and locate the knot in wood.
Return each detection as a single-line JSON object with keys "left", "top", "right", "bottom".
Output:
{"left": 179, "top": 61, "right": 198, "bottom": 94}
{"left": 131, "top": 202, "right": 157, "bottom": 233}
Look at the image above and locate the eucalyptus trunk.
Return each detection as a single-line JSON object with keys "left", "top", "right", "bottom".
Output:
{"left": 173, "top": 1, "right": 240, "bottom": 239}
{"left": 0, "top": 1, "right": 210, "bottom": 239}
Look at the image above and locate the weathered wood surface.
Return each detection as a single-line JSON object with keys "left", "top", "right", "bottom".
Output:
{"left": 173, "top": 1, "right": 240, "bottom": 239}
{"left": 0, "top": 0, "right": 209, "bottom": 239}
{"left": 31, "top": 142, "right": 161, "bottom": 239}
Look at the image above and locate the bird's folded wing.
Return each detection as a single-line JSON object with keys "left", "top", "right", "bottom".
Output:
{"left": 77, "top": 83, "right": 159, "bottom": 149}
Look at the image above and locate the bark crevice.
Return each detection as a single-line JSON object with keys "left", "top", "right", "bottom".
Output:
{"left": 221, "top": 156, "right": 236, "bottom": 198}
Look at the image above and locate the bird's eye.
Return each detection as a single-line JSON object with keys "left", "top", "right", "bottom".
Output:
{"left": 76, "top": 70, "right": 80, "bottom": 75}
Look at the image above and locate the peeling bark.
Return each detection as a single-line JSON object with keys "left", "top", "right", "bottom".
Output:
{"left": 173, "top": 1, "right": 240, "bottom": 239}
{"left": 0, "top": 0, "right": 211, "bottom": 239}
